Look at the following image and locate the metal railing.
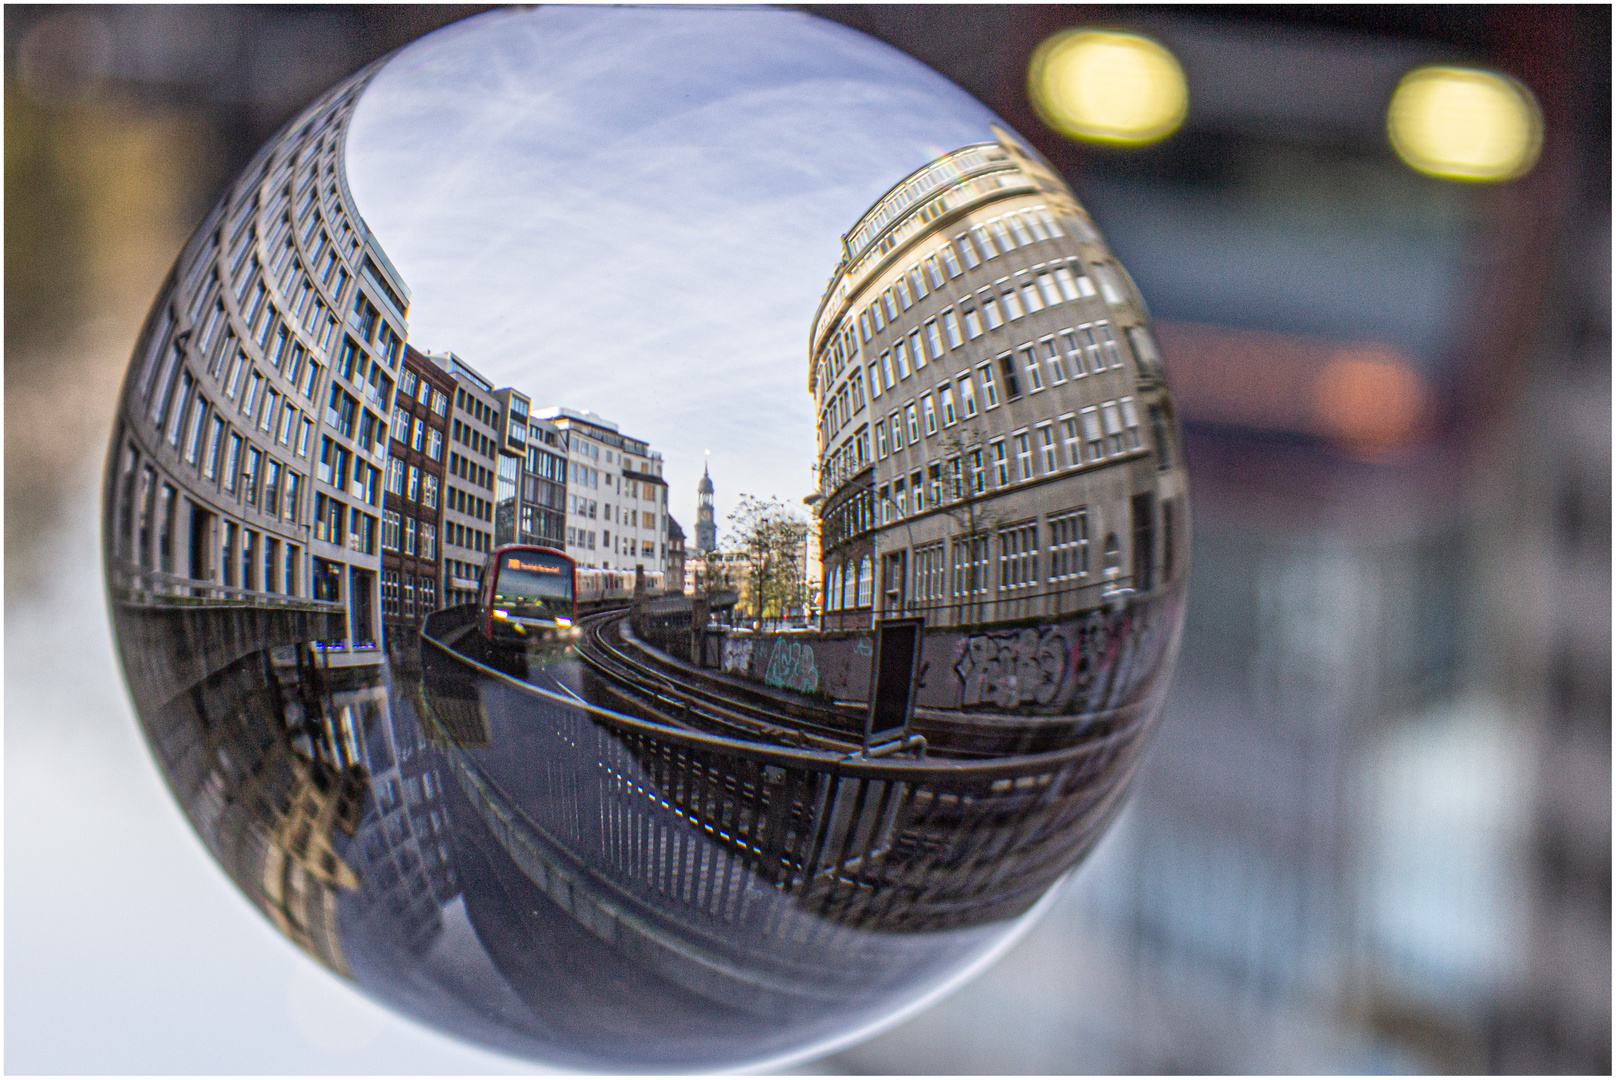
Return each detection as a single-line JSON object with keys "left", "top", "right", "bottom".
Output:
{"left": 419, "top": 608, "right": 1154, "bottom": 935}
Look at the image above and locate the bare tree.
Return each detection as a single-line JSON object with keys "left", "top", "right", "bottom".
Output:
{"left": 724, "top": 494, "right": 809, "bottom": 629}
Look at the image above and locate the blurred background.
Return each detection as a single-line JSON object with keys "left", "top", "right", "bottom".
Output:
{"left": 6, "top": 4, "right": 1608, "bottom": 1073}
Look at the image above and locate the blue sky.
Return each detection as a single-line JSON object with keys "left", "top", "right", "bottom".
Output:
{"left": 345, "top": 6, "right": 1003, "bottom": 536}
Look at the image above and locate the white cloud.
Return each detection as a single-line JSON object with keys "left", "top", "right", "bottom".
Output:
{"left": 345, "top": 6, "right": 1002, "bottom": 534}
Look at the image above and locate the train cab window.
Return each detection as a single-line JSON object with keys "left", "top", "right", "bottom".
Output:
{"left": 493, "top": 550, "right": 573, "bottom": 624}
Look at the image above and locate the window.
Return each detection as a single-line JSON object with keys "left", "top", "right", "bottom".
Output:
{"left": 1093, "top": 263, "right": 1124, "bottom": 305}
{"left": 893, "top": 477, "right": 907, "bottom": 517}
{"left": 951, "top": 535, "right": 989, "bottom": 599}
{"left": 940, "top": 242, "right": 963, "bottom": 277}
{"left": 990, "top": 219, "right": 1016, "bottom": 253}
{"left": 1036, "top": 272, "right": 1063, "bottom": 308}
{"left": 905, "top": 403, "right": 920, "bottom": 445}
{"left": 880, "top": 351, "right": 895, "bottom": 390}
{"left": 1080, "top": 407, "right": 1105, "bottom": 460}
{"left": 888, "top": 410, "right": 904, "bottom": 450}
{"left": 1019, "top": 346, "right": 1044, "bottom": 393}
{"left": 893, "top": 338, "right": 910, "bottom": 379}
{"left": 998, "top": 354, "right": 1022, "bottom": 399}
{"left": 962, "top": 303, "right": 983, "bottom": 340}
{"left": 1101, "top": 400, "right": 1126, "bottom": 455}
{"left": 1019, "top": 280, "right": 1044, "bottom": 315}
{"left": 1000, "top": 282, "right": 1025, "bottom": 320}
{"left": 411, "top": 416, "right": 426, "bottom": 452}
{"left": 387, "top": 458, "right": 405, "bottom": 495}
{"left": 1053, "top": 265, "right": 1082, "bottom": 302}
{"left": 866, "top": 364, "right": 883, "bottom": 400}
{"left": 1061, "top": 416, "right": 1082, "bottom": 467}
{"left": 958, "top": 373, "right": 978, "bottom": 418}
{"left": 908, "top": 265, "right": 927, "bottom": 301}
{"left": 421, "top": 523, "right": 437, "bottom": 561}
{"left": 942, "top": 309, "right": 964, "bottom": 349}
{"left": 954, "top": 232, "right": 980, "bottom": 268}
{"left": 922, "top": 395, "right": 938, "bottom": 435}
{"left": 895, "top": 277, "right": 912, "bottom": 309}
{"left": 426, "top": 428, "right": 443, "bottom": 461}
{"left": 977, "top": 363, "right": 1000, "bottom": 409}
{"left": 404, "top": 516, "right": 418, "bottom": 556}
{"left": 1048, "top": 509, "right": 1089, "bottom": 581}
{"left": 382, "top": 509, "right": 401, "bottom": 551}
{"left": 875, "top": 421, "right": 889, "bottom": 458}
{"left": 998, "top": 523, "right": 1038, "bottom": 590}
{"left": 408, "top": 465, "right": 421, "bottom": 503}
{"left": 223, "top": 434, "right": 243, "bottom": 492}
{"left": 1038, "top": 425, "right": 1059, "bottom": 472}
{"left": 1127, "top": 325, "right": 1162, "bottom": 380}
{"left": 1119, "top": 396, "right": 1144, "bottom": 449}
{"left": 239, "top": 449, "right": 261, "bottom": 507}
{"left": 939, "top": 384, "right": 958, "bottom": 426}
{"left": 968, "top": 448, "right": 986, "bottom": 494}
{"left": 285, "top": 472, "right": 302, "bottom": 523}
{"left": 981, "top": 293, "right": 1004, "bottom": 330}
{"left": 924, "top": 319, "right": 944, "bottom": 358}
{"left": 925, "top": 256, "right": 946, "bottom": 289}
{"left": 263, "top": 459, "right": 281, "bottom": 516}
{"left": 914, "top": 542, "right": 946, "bottom": 603}
{"left": 184, "top": 395, "right": 209, "bottom": 464}
{"left": 277, "top": 403, "right": 297, "bottom": 446}
{"left": 903, "top": 330, "right": 923, "bottom": 372}
{"left": 991, "top": 440, "right": 1010, "bottom": 486}
{"left": 970, "top": 224, "right": 997, "bottom": 260}
{"left": 1096, "top": 321, "right": 1125, "bottom": 368}
{"left": 423, "top": 473, "right": 440, "bottom": 509}
{"left": 1013, "top": 433, "right": 1033, "bottom": 481}
{"left": 1041, "top": 339, "right": 1067, "bottom": 385}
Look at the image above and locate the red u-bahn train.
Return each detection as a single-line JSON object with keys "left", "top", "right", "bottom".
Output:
{"left": 478, "top": 544, "right": 668, "bottom": 644}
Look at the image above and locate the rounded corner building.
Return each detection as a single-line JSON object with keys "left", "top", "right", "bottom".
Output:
{"left": 809, "top": 127, "right": 1186, "bottom": 634}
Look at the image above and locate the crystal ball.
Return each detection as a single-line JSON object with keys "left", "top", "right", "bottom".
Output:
{"left": 103, "top": 7, "right": 1188, "bottom": 1070}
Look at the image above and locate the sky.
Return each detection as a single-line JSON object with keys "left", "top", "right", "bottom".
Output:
{"left": 344, "top": 6, "right": 1004, "bottom": 539}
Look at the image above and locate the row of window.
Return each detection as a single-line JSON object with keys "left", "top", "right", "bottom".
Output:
{"left": 114, "top": 446, "right": 310, "bottom": 596}
{"left": 820, "top": 267, "right": 1126, "bottom": 446}
{"left": 445, "top": 482, "right": 491, "bottom": 523}
{"left": 454, "top": 387, "right": 500, "bottom": 430}
{"left": 391, "top": 407, "right": 445, "bottom": 460}
{"left": 318, "top": 436, "right": 382, "bottom": 506}
{"left": 381, "top": 510, "right": 439, "bottom": 560}
{"left": 874, "top": 402, "right": 1143, "bottom": 520}
{"left": 444, "top": 519, "right": 492, "bottom": 554}
{"left": 311, "top": 491, "right": 380, "bottom": 557}
{"left": 151, "top": 363, "right": 314, "bottom": 523}
{"left": 381, "top": 569, "right": 439, "bottom": 620}
{"left": 217, "top": 519, "right": 304, "bottom": 595}
{"left": 821, "top": 508, "right": 1092, "bottom": 612}
{"left": 447, "top": 451, "right": 493, "bottom": 492}
{"left": 852, "top": 204, "right": 1072, "bottom": 347}
{"left": 385, "top": 459, "right": 442, "bottom": 510}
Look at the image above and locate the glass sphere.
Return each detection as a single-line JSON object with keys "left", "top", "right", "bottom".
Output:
{"left": 103, "top": 7, "right": 1188, "bottom": 1070}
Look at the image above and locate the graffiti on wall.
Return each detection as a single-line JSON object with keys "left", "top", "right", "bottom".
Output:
{"left": 952, "top": 597, "right": 1177, "bottom": 714}
{"left": 721, "top": 637, "right": 753, "bottom": 676}
{"left": 763, "top": 638, "right": 820, "bottom": 694}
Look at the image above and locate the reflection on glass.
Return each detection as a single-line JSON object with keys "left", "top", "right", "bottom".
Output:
{"left": 102, "top": 7, "right": 1188, "bottom": 1070}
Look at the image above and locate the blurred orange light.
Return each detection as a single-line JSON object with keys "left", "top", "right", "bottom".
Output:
{"left": 1314, "top": 348, "right": 1429, "bottom": 452}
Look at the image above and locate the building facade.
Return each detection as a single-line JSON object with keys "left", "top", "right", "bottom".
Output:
{"left": 665, "top": 514, "right": 686, "bottom": 597}
{"left": 381, "top": 346, "right": 451, "bottom": 634}
{"left": 808, "top": 130, "right": 1185, "bottom": 630}
{"left": 107, "top": 62, "right": 408, "bottom": 657}
{"left": 518, "top": 418, "right": 569, "bottom": 549}
{"left": 430, "top": 351, "right": 501, "bottom": 605}
{"left": 534, "top": 407, "right": 668, "bottom": 573}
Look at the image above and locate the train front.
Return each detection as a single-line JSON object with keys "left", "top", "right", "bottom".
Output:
{"left": 485, "top": 546, "right": 577, "bottom": 647}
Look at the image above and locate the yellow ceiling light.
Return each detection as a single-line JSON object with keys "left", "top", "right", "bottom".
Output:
{"left": 1029, "top": 29, "right": 1188, "bottom": 147}
{"left": 1387, "top": 65, "right": 1543, "bottom": 182}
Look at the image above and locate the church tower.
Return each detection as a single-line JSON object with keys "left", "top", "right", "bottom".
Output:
{"left": 695, "top": 460, "right": 717, "bottom": 554}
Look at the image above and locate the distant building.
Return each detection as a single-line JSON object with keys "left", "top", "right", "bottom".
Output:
{"left": 665, "top": 514, "right": 686, "bottom": 597}
{"left": 381, "top": 345, "right": 450, "bottom": 634}
{"left": 695, "top": 462, "right": 717, "bottom": 554}
{"left": 426, "top": 351, "right": 501, "bottom": 605}
{"left": 518, "top": 417, "right": 568, "bottom": 549}
{"left": 533, "top": 406, "right": 667, "bottom": 573}
{"left": 807, "top": 130, "right": 1185, "bottom": 630}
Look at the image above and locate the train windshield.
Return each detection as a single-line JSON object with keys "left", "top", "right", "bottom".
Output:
{"left": 493, "top": 551, "right": 572, "bottom": 621}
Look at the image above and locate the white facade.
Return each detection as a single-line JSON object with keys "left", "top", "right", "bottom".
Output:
{"left": 532, "top": 407, "right": 667, "bottom": 574}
